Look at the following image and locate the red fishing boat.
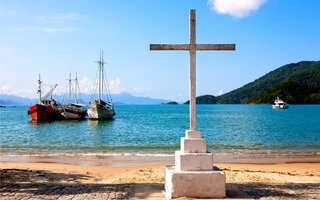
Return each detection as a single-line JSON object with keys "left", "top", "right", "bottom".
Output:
{"left": 28, "top": 75, "right": 61, "bottom": 120}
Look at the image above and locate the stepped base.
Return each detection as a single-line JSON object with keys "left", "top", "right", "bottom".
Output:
{"left": 175, "top": 151, "right": 213, "bottom": 171}
{"left": 165, "top": 165, "right": 226, "bottom": 199}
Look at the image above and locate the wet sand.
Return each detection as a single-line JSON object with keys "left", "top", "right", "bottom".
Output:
{"left": 1, "top": 151, "right": 320, "bottom": 167}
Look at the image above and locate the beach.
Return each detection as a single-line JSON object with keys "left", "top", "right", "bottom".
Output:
{"left": 1, "top": 155, "right": 320, "bottom": 199}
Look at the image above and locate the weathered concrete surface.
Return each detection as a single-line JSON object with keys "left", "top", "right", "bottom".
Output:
{"left": 181, "top": 137, "right": 206, "bottom": 153}
{"left": 165, "top": 165, "right": 226, "bottom": 199}
{"left": 185, "top": 130, "right": 201, "bottom": 138}
{"left": 175, "top": 151, "right": 213, "bottom": 171}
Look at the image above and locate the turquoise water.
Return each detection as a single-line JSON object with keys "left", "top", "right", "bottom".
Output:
{"left": 0, "top": 105, "right": 320, "bottom": 155}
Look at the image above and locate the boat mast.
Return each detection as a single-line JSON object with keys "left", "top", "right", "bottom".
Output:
{"left": 75, "top": 70, "right": 78, "bottom": 104}
{"left": 37, "top": 74, "right": 42, "bottom": 102}
{"left": 69, "top": 73, "right": 71, "bottom": 105}
{"left": 95, "top": 49, "right": 106, "bottom": 101}
{"left": 101, "top": 51, "right": 104, "bottom": 100}
{"left": 99, "top": 50, "right": 101, "bottom": 100}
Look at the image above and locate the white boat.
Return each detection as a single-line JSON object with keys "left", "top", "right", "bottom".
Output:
{"left": 61, "top": 72, "right": 87, "bottom": 119}
{"left": 87, "top": 50, "right": 115, "bottom": 120}
{"left": 88, "top": 100, "right": 115, "bottom": 119}
{"left": 272, "top": 97, "right": 289, "bottom": 109}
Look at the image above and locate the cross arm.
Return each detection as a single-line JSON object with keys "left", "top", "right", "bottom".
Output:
{"left": 150, "top": 44, "right": 190, "bottom": 51}
{"left": 196, "top": 44, "right": 236, "bottom": 51}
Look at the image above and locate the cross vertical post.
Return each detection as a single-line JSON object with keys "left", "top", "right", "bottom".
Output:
{"left": 189, "top": 9, "right": 196, "bottom": 130}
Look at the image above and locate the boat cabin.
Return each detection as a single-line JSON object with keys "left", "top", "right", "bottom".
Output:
{"left": 40, "top": 99, "right": 57, "bottom": 107}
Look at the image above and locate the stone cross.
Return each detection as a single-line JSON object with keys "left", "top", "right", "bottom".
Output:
{"left": 150, "top": 9, "right": 236, "bottom": 199}
{"left": 150, "top": 9, "right": 235, "bottom": 131}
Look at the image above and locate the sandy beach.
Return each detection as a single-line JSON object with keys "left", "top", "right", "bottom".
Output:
{"left": 1, "top": 157, "right": 320, "bottom": 199}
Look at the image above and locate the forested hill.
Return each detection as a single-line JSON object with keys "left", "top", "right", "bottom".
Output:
{"left": 246, "top": 80, "right": 320, "bottom": 104}
{"left": 184, "top": 95, "right": 217, "bottom": 104}
{"left": 216, "top": 61, "right": 320, "bottom": 104}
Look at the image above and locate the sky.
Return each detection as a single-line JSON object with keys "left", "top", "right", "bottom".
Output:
{"left": 1, "top": 0, "right": 319, "bottom": 101}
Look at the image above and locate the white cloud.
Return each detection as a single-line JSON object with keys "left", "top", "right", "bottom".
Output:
{"left": 79, "top": 76, "right": 93, "bottom": 93}
{"left": 0, "top": 48, "right": 9, "bottom": 54}
{"left": 207, "top": 0, "right": 267, "bottom": 18}
{"left": 218, "top": 89, "right": 223, "bottom": 96}
{"left": 39, "top": 27, "right": 74, "bottom": 33}
{"left": 109, "top": 77, "right": 124, "bottom": 94}
{"left": 0, "top": 84, "right": 10, "bottom": 92}
{"left": 78, "top": 76, "right": 125, "bottom": 94}
{"left": 40, "top": 13, "right": 80, "bottom": 24}
{"left": 0, "top": 84, "right": 34, "bottom": 98}
{"left": 132, "top": 88, "right": 146, "bottom": 93}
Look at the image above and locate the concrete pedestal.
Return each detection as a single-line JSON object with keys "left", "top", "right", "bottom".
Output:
{"left": 165, "top": 165, "right": 226, "bottom": 199}
{"left": 165, "top": 129, "right": 226, "bottom": 199}
{"left": 175, "top": 151, "right": 213, "bottom": 171}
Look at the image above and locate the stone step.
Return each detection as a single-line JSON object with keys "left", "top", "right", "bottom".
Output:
{"left": 181, "top": 137, "right": 207, "bottom": 153}
{"left": 165, "top": 165, "right": 226, "bottom": 199}
{"left": 175, "top": 151, "right": 213, "bottom": 171}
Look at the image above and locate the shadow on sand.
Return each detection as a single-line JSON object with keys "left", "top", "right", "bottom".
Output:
{"left": 1, "top": 169, "right": 319, "bottom": 199}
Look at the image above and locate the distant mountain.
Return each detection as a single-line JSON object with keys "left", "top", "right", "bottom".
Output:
{"left": 110, "top": 92, "right": 171, "bottom": 105}
{"left": 0, "top": 92, "right": 171, "bottom": 106}
{"left": 247, "top": 80, "right": 320, "bottom": 104}
{"left": 0, "top": 94, "right": 37, "bottom": 106}
{"left": 184, "top": 95, "right": 217, "bottom": 104}
{"left": 216, "top": 61, "right": 320, "bottom": 104}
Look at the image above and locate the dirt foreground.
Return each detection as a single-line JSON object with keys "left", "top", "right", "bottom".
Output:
{"left": 1, "top": 162, "right": 320, "bottom": 199}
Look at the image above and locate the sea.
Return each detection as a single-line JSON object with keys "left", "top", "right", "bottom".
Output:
{"left": 1, "top": 104, "right": 320, "bottom": 158}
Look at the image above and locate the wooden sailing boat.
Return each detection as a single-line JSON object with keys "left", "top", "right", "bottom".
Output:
{"left": 28, "top": 75, "right": 61, "bottom": 120}
{"left": 61, "top": 72, "right": 87, "bottom": 119}
{"left": 88, "top": 50, "right": 115, "bottom": 120}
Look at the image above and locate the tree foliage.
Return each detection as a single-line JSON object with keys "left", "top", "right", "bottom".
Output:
{"left": 216, "top": 61, "right": 320, "bottom": 104}
{"left": 184, "top": 95, "right": 217, "bottom": 104}
{"left": 246, "top": 80, "right": 320, "bottom": 104}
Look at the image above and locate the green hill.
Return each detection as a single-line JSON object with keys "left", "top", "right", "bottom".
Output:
{"left": 216, "top": 61, "right": 320, "bottom": 104}
{"left": 246, "top": 80, "right": 320, "bottom": 104}
{"left": 165, "top": 101, "right": 178, "bottom": 104}
{"left": 184, "top": 95, "right": 217, "bottom": 104}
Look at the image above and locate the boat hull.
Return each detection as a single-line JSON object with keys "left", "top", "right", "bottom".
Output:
{"left": 88, "top": 101, "right": 115, "bottom": 120}
{"left": 272, "top": 105, "right": 289, "bottom": 109}
{"left": 61, "top": 107, "right": 87, "bottom": 119}
{"left": 28, "top": 104, "right": 61, "bottom": 120}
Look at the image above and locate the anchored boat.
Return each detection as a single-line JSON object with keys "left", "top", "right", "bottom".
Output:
{"left": 28, "top": 75, "right": 61, "bottom": 120}
{"left": 272, "top": 97, "right": 289, "bottom": 109}
{"left": 61, "top": 72, "right": 87, "bottom": 119}
{"left": 88, "top": 50, "right": 115, "bottom": 120}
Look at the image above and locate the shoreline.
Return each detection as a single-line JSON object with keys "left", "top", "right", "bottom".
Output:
{"left": 1, "top": 152, "right": 320, "bottom": 167}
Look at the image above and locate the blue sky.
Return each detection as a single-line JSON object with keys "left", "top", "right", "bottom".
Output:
{"left": 1, "top": 0, "right": 319, "bottom": 101}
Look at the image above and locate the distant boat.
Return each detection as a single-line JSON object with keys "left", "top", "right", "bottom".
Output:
{"left": 272, "top": 97, "right": 289, "bottom": 109}
{"left": 28, "top": 75, "right": 61, "bottom": 120}
{"left": 61, "top": 72, "right": 87, "bottom": 119}
{"left": 87, "top": 50, "right": 115, "bottom": 120}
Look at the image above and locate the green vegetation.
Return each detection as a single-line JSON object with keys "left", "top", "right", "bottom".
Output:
{"left": 216, "top": 61, "right": 320, "bottom": 104}
{"left": 246, "top": 80, "right": 320, "bottom": 104}
{"left": 184, "top": 95, "right": 217, "bottom": 104}
{"left": 166, "top": 101, "right": 178, "bottom": 104}
{"left": 182, "top": 61, "right": 320, "bottom": 104}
